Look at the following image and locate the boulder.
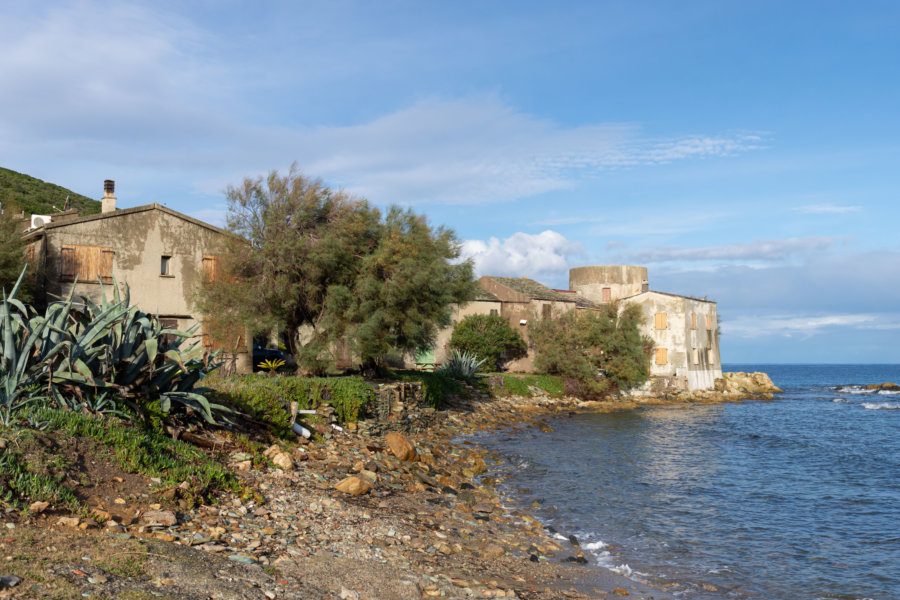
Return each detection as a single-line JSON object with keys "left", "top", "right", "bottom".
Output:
{"left": 384, "top": 432, "right": 418, "bottom": 462}
{"left": 335, "top": 476, "right": 372, "bottom": 496}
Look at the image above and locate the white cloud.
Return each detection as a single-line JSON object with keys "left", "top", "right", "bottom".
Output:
{"left": 794, "top": 204, "right": 862, "bottom": 214}
{"left": 620, "top": 236, "right": 843, "bottom": 263}
{"left": 0, "top": 4, "right": 763, "bottom": 207}
{"left": 460, "top": 230, "right": 584, "bottom": 285}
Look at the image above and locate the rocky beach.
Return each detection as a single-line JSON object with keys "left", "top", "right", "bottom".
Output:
{"left": 0, "top": 374, "right": 781, "bottom": 600}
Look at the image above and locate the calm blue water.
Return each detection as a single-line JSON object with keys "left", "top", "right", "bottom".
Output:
{"left": 475, "top": 365, "right": 900, "bottom": 600}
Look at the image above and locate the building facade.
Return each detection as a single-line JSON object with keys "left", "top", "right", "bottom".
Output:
{"left": 21, "top": 182, "right": 251, "bottom": 373}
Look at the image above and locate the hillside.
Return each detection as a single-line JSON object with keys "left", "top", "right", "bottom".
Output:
{"left": 0, "top": 166, "right": 101, "bottom": 217}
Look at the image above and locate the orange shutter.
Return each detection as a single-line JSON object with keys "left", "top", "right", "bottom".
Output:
{"left": 691, "top": 312, "right": 697, "bottom": 329}
{"left": 707, "top": 348, "right": 715, "bottom": 364}
{"left": 706, "top": 314, "right": 713, "bottom": 330}
{"left": 692, "top": 348, "right": 699, "bottom": 364}
{"left": 202, "top": 256, "right": 219, "bottom": 283}
{"left": 654, "top": 312, "right": 667, "bottom": 330}
{"left": 655, "top": 347, "right": 668, "bottom": 365}
{"left": 602, "top": 287, "right": 611, "bottom": 302}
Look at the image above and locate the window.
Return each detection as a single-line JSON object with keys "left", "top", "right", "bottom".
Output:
{"left": 160, "top": 255, "right": 172, "bottom": 276}
{"left": 202, "top": 255, "right": 220, "bottom": 283}
{"left": 707, "top": 348, "right": 715, "bottom": 364}
{"left": 489, "top": 309, "right": 498, "bottom": 316}
{"left": 159, "top": 318, "right": 178, "bottom": 346}
{"left": 692, "top": 348, "right": 699, "bottom": 364}
{"left": 542, "top": 304, "right": 551, "bottom": 319}
{"left": 602, "top": 287, "right": 611, "bottom": 302}
{"left": 691, "top": 312, "right": 697, "bottom": 329}
{"left": 60, "top": 245, "right": 114, "bottom": 282}
{"left": 706, "top": 314, "right": 714, "bottom": 330}
{"left": 655, "top": 347, "right": 668, "bottom": 365}
{"left": 654, "top": 312, "right": 667, "bottom": 330}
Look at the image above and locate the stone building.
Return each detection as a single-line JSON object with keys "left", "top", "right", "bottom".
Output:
{"left": 569, "top": 265, "right": 721, "bottom": 392}
{"left": 21, "top": 181, "right": 251, "bottom": 373}
{"left": 422, "top": 265, "right": 721, "bottom": 392}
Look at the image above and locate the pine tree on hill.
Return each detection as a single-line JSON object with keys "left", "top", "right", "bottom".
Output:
{"left": 0, "top": 166, "right": 101, "bottom": 217}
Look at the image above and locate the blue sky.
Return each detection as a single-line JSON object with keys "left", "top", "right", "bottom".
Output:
{"left": 2, "top": 1, "right": 899, "bottom": 363}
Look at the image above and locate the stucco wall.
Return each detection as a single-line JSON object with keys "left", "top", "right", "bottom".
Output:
{"left": 37, "top": 207, "right": 250, "bottom": 372}
{"left": 569, "top": 265, "right": 648, "bottom": 303}
{"left": 623, "top": 291, "right": 721, "bottom": 391}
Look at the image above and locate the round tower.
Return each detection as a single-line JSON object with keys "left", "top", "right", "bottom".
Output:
{"left": 569, "top": 265, "right": 648, "bottom": 303}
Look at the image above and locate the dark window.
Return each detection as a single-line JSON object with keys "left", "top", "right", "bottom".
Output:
{"left": 159, "top": 318, "right": 178, "bottom": 347}
{"left": 542, "top": 304, "right": 551, "bottom": 319}
{"left": 161, "top": 255, "right": 172, "bottom": 276}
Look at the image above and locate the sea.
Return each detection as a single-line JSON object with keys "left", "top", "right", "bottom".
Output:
{"left": 473, "top": 364, "right": 900, "bottom": 600}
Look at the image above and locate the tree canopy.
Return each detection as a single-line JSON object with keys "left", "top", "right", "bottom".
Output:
{"left": 0, "top": 202, "right": 33, "bottom": 303}
{"left": 528, "top": 304, "right": 652, "bottom": 398}
{"left": 449, "top": 313, "right": 527, "bottom": 371}
{"left": 196, "top": 166, "right": 476, "bottom": 373}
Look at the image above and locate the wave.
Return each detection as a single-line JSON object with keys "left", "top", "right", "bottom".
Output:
{"left": 839, "top": 386, "right": 878, "bottom": 395}
{"left": 861, "top": 402, "right": 900, "bottom": 410}
{"left": 877, "top": 389, "right": 900, "bottom": 395}
{"left": 832, "top": 398, "right": 849, "bottom": 403}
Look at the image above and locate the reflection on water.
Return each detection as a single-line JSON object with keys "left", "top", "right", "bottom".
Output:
{"left": 475, "top": 365, "right": 900, "bottom": 600}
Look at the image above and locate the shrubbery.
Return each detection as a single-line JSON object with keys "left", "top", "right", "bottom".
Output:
{"left": 449, "top": 313, "right": 527, "bottom": 371}
{"left": 209, "top": 374, "right": 375, "bottom": 437}
{"left": 528, "top": 304, "right": 652, "bottom": 398}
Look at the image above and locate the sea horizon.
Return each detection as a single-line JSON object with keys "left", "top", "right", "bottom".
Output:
{"left": 476, "top": 363, "right": 900, "bottom": 599}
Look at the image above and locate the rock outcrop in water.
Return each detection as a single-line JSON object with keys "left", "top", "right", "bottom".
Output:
{"left": 637, "top": 371, "right": 782, "bottom": 404}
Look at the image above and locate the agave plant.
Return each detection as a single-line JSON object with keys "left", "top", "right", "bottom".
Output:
{"left": 0, "top": 266, "right": 229, "bottom": 426}
{"left": 438, "top": 349, "right": 487, "bottom": 380}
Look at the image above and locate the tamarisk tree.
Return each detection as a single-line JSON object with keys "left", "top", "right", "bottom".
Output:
{"left": 196, "top": 166, "right": 476, "bottom": 373}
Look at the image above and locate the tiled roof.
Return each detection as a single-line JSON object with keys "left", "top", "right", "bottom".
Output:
{"left": 473, "top": 288, "right": 500, "bottom": 301}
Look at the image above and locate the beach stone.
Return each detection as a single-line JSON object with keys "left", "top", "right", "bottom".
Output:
{"left": 57, "top": 517, "right": 80, "bottom": 528}
{"left": 142, "top": 510, "right": 177, "bottom": 527}
{"left": 271, "top": 452, "right": 294, "bottom": 471}
{"left": 335, "top": 476, "right": 372, "bottom": 496}
{"left": 480, "top": 543, "right": 505, "bottom": 559}
{"left": 612, "top": 588, "right": 629, "bottom": 596}
{"left": 385, "top": 432, "right": 418, "bottom": 462}
{"left": 29, "top": 501, "right": 49, "bottom": 514}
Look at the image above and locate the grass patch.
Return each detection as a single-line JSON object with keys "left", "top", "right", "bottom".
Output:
{"left": 209, "top": 375, "right": 375, "bottom": 438}
{"left": 491, "top": 373, "right": 565, "bottom": 398}
{"left": 3, "top": 407, "right": 240, "bottom": 508}
{"left": 98, "top": 553, "right": 148, "bottom": 578}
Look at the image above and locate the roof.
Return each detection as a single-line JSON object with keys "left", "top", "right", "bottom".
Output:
{"left": 473, "top": 288, "right": 500, "bottom": 302}
{"left": 483, "top": 276, "right": 600, "bottom": 308}
{"left": 21, "top": 203, "right": 230, "bottom": 241}
{"left": 626, "top": 289, "right": 716, "bottom": 304}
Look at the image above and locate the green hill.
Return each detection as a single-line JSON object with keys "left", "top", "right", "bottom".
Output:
{"left": 0, "top": 167, "right": 101, "bottom": 217}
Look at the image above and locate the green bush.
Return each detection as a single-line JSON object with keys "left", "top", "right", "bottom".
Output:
{"left": 528, "top": 304, "right": 651, "bottom": 399}
{"left": 450, "top": 314, "right": 527, "bottom": 371}
{"left": 210, "top": 375, "right": 375, "bottom": 437}
{"left": 393, "top": 370, "right": 462, "bottom": 408}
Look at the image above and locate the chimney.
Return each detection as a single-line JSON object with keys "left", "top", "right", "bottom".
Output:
{"left": 102, "top": 179, "right": 116, "bottom": 213}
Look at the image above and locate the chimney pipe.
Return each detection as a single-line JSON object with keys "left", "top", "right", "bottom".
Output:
{"left": 102, "top": 179, "right": 116, "bottom": 213}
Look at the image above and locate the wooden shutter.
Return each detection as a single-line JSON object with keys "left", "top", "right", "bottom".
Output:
{"left": 203, "top": 319, "right": 245, "bottom": 353}
{"left": 654, "top": 312, "right": 667, "bottom": 330}
{"left": 60, "top": 246, "right": 76, "bottom": 281}
{"left": 707, "top": 348, "right": 715, "bottom": 364}
{"left": 692, "top": 348, "right": 699, "bottom": 364}
{"left": 706, "top": 314, "right": 713, "bottom": 330}
{"left": 98, "top": 249, "right": 115, "bottom": 281}
{"left": 542, "top": 304, "right": 551, "bottom": 319}
{"left": 202, "top": 256, "right": 219, "bottom": 283}
{"left": 655, "top": 347, "right": 668, "bottom": 365}
{"left": 691, "top": 312, "right": 697, "bottom": 329}
{"left": 602, "top": 287, "right": 611, "bottom": 302}
{"left": 61, "top": 245, "right": 114, "bottom": 282}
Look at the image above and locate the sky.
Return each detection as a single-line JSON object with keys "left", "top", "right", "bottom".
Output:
{"left": 2, "top": 0, "right": 899, "bottom": 363}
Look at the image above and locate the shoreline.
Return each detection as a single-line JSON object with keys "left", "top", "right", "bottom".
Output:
{"left": 1, "top": 373, "right": 780, "bottom": 599}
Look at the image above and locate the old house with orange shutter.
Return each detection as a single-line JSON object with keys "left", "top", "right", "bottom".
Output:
{"left": 21, "top": 181, "right": 251, "bottom": 373}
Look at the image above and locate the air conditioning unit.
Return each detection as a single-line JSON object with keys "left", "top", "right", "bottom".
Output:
{"left": 30, "top": 214, "right": 51, "bottom": 230}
